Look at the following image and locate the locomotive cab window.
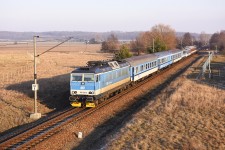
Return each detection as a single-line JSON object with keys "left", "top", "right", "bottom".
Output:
{"left": 71, "top": 74, "right": 82, "bottom": 81}
{"left": 84, "top": 74, "right": 94, "bottom": 81}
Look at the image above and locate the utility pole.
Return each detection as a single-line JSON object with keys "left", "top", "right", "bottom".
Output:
{"left": 181, "top": 37, "right": 183, "bottom": 49}
{"left": 30, "top": 36, "right": 41, "bottom": 119}
{"left": 216, "top": 45, "right": 218, "bottom": 53}
{"left": 153, "top": 38, "right": 155, "bottom": 53}
{"left": 29, "top": 36, "right": 72, "bottom": 119}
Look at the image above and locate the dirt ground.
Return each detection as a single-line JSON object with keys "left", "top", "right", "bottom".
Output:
{"left": 0, "top": 42, "right": 112, "bottom": 133}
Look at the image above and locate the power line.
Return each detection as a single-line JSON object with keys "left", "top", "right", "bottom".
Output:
{"left": 36, "top": 37, "right": 73, "bottom": 57}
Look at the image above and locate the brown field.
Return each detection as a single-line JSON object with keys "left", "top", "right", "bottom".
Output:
{"left": 0, "top": 42, "right": 112, "bottom": 133}
{"left": 1, "top": 45, "right": 225, "bottom": 150}
{"left": 107, "top": 54, "right": 225, "bottom": 149}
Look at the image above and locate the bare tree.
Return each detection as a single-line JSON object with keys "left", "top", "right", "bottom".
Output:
{"left": 182, "top": 32, "right": 193, "bottom": 46}
{"left": 209, "top": 31, "right": 225, "bottom": 53}
{"left": 150, "top": 24, "right": 176, "bottom": 50}
{"left": 101, "top": 34, "right": 119, "bottom": 52}
{"left": 130, "top": 32, "right": 152, "bottom": 55}
{"left": 176, "top": 36, "right": 183, "bottom": 49}
{"left": 130, "top": 24, "right": 176, "bottom": 54}
{"left": 199, "top": 31, "right": 210, "bottom": 47}
{"left": 218, "top": 31, "right": 225, "bottom": 52}
{"left": 209, "top": 32, "right": 220, "bottom": 50}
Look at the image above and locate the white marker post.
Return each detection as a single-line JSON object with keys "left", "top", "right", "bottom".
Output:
{"left": 78, "top": 132, "right": 83, "bottom": 138}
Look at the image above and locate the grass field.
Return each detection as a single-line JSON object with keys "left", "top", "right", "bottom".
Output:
{"left": 0, "top": 42, "right": 112, "bottom": 133}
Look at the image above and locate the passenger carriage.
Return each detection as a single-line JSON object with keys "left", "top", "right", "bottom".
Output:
{"left": 184, "top": 46, "right": 196, "bottom": 57}
{"left": 155, "top": 51, "right": 173, "bottom": 69}
{"left": 170, "top": 49, "right": 183, "bottom": 63}
{"left": 155, "top": 49, "right": 183, "bottom": 69}
{"left": 125, "top": 54, "right": 158, "bottom": 81}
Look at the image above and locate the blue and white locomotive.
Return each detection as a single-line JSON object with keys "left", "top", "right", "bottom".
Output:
{"left": 69, "top": 47, "right": 196, "bottom": 107}
{"left": 69, "top": 60, "right": 131, "bottom": 107}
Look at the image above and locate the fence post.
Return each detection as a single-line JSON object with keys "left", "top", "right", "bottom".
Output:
{"left": 208, "top": 52, "right": 211, "bottom": 79}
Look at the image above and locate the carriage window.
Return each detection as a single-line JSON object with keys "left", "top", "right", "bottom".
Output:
{"left": 72, "top": 74, "right": 82, "bottom": 81}
{"left": 84, "top": 74, "right": 94, "bottom": 81}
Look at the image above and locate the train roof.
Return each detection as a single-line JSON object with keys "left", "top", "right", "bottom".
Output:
{"left": 71, "top": 60, "right": 129, "bottom": 74}
{"left": 155, "top": 49, "right": 182, "bottom": 58}
{"left": 125, "top": 49, "right": 183, "bottom": 66}
{"left": 125, "top": 54, "right": 157, "bottom": 66}
{"left": 169, "top": 49, "right": 183, "bottom": 54}
{"left": 185, "top": 46, "right": 196, "bottom": 50}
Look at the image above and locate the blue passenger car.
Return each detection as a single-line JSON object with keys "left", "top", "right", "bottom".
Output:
{"left": 155, "top": 51, "right": 173, "bottom": 69}
{"left": 170, "top": 49, "right": 183, "bottom": 63}
{"left": 155, "top": 49, "right": 183, "bottom": 69}
{"left": 125, "top": 54, "right": 158, "bottom": 81}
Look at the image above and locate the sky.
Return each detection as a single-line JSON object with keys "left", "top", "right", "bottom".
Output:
{"left": 0, "top": 0, "right": 224, "bottom": 33}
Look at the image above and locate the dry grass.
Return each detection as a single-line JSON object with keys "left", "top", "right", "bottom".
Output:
{"left": 107, "top": 55, "right": 225, "bottom": 150}
{"left": 0, "top": 42, "right": 112, "bottom": 133}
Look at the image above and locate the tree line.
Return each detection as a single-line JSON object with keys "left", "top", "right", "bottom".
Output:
{"left": 100, "top": 24, "right": 225, "bottom": 59}
{"left": 209, "top": 31, "right": 225, "bottom": 51}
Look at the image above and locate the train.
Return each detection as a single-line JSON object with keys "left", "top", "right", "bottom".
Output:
{"left": 69, "top": 46, "right": 197, "bottom": 107}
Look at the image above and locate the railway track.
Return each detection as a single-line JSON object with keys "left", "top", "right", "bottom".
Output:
{"left": 0, "top": 54, "right": 199, "bottom": 149}
{"left": 0, "top": 108, "right": 87, "bottom": 149}
{"left": 0, "top": 107, "right": 73, "bottom": 143}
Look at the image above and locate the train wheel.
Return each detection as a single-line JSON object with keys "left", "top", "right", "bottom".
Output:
{"left": 99, "top": 98, "right": 104, "bottom": 102}
{"left": 95, "top": 100, "right": 99, "bottom": 105}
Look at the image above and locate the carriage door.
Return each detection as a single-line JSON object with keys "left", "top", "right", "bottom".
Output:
{"left": 132, "top": 67, "right": 134, "bottom": 81}
{"left": 96, "top": 74, "right": 101, "bottom": 94}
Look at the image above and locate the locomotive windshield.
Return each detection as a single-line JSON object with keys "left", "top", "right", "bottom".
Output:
{"left": 71, "top": 73, "right": 94, "bottom": 82}
{"left": 84, "top": 74, "right": 94, "bottom": 81}
{"left": 71, "top": 73, "right": 82, "bottom": 81}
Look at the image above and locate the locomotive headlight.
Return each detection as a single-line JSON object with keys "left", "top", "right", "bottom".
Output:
{"left": 72, "top": 91, "right": 77, "bottom": 95}
{"left": 89, "top": 91, "right": 94, "bottom": 94}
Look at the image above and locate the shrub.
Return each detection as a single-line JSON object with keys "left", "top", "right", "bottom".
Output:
{"left": 114, "top": 45, "right": 132, "bottom": 60}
